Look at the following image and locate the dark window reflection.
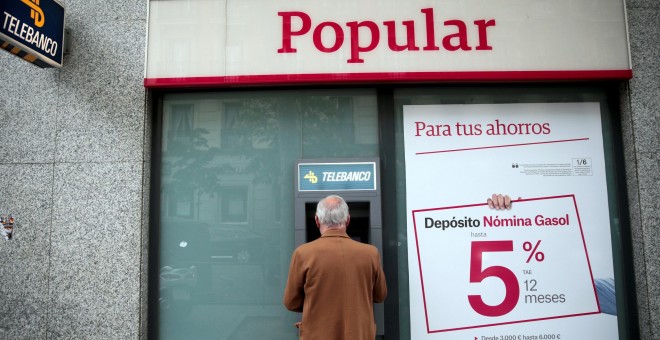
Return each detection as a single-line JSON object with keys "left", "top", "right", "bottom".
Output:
{"left": 158, "top": 90, "right": 377, "bottom": 339}
{"left": 220, "top": 186, "right": 248, "bottom": 223}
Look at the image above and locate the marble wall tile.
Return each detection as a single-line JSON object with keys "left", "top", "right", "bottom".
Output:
{"left": 617, "top": 82, "right": 653, "bottom": 339}
{"left": 59, "top": 0, "right": 148, "bottom": 22}
{"left": 47, "top": 162, "right": 143, "bottom": 339}
{"left": 0, "top": 58, "right": 59, "bottom": 163}
{"left": 627, "top": 8, "right": 660, "bottom": 154}
{"left": 0, "top": 294, "right": 49, "bottom": 340}
{"left": 626, "top": 0, "right": 660, "bottom": 9}
{"left": 626, "top": 3, "right": 660, "bottom": 339}
{"left": 0, "top": 58, "right": 18, "bottom": 123}
{"left": 55, "top": 19, "right": 146, "bottom": 164}
{"left": 0, "top": 164, "right": 54, "bottom": 339}
{"left": 637, "top": 151, "right": 660, "bottom": 337}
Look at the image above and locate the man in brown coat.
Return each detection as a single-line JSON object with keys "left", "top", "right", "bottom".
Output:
{"left": 283, "top": 195, "right": 387, "bottom": 340}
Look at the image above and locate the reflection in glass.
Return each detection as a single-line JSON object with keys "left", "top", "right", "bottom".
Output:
{"left": 158, "top": 90, "right": 378, "bottom": 339}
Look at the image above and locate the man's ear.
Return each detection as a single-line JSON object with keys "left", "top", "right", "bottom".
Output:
{"left": 346, "top": 215, "right": 350, "bottom": 227}
{"left": 315, "top": 215, "right": 321, "bottom": 228}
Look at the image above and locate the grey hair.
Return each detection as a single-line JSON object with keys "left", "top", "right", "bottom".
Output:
{"left": 316, "top": 195, "right": 349, "bottom": 228}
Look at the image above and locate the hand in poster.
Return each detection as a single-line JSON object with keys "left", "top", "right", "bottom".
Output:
{"left": 487, "top": 194, "right": 514, "bottom": 210}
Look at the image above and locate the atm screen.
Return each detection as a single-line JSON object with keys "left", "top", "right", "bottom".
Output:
{"left": 304, "top": 201, "right": 370, "bottom": 244}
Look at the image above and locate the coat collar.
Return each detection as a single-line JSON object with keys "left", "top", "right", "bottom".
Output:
{"left": 320, "top": 229, "right": 349, "bottom": 238}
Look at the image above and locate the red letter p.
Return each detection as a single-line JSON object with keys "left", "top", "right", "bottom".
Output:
{"left": 278, "top": 11, "right": 312, "bottom": 53}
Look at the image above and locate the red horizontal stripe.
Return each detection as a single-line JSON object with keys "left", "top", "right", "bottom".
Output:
{"left": 144, "top": 70, "right": 632, "bottom": 88}
{"left": 416, "top": 138, "right": 590, "bottom": 155}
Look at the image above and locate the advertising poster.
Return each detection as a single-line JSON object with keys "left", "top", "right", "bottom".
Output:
{"left": 403, "top": 103, "right": 618, "bottom": 339}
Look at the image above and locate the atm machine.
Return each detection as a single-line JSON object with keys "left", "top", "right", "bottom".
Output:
{"left": 294, "top": 158, "right": 385, "bottom": 337}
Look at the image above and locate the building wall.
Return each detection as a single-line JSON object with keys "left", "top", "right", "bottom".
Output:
{"left": 0, "top": 1, "right": 657, "bottom": 339}
{"left": 623, "top": 0, "right": 660, "bottom": 339}
{"left": 0, "top": 0, "right": 149, "bottom": 339}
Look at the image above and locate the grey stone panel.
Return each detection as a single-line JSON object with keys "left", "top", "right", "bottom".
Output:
{"left": 0, "top": 58, "right": 18, "bottom": 129}
{"left": 627, "top": 176, "right": 651, "bottom": 339}
{"left": 638, "top": 151, "right": 660, "bottom": 338}
{"left": 626, "top": 0, "right": 660, "bottom": 9}
{"left": 638, "top": 153, "right": 660, "bottom": 217}
{"left": 0, "top": 164, "right": 54, "bottom": 339}
{"left": 55, "top": 19, "right": 146, "bottom": 163}
{"left": 626, "top": 3, "right": 660, "bottom": 339}
{"left": 618, "top": 82, "right": 652, "bottom": 340}
{"left": 0, "top": 294, "right": 49, "bottom": 340}
{"left": 0, "top": 58, "right": 59, "bottom": 164}
{"left": 60, "top": 0, "right": 148, "bottom": 22}
{"left": 47, "top": 162, "right": 143, "bottom": 339}
{"left": 627, "top": 8, "right": 660, "bottom": 154}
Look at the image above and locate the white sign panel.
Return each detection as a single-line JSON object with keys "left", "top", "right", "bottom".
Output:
{"left": 145, "top": 0, "right": 631, "bottom": 87}
{"left": 403, "top": 103, "right": 618, "bottom": 339}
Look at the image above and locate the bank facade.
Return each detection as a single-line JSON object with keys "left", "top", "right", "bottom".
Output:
{"left": 0, "top": 0, "right": 658, "bottom": 339}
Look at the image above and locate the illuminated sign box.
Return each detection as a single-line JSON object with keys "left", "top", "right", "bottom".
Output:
{"left": 145, "top": 0, "right": 631, "bottom": 87}
{"left": 1, "top": 0, "right": 65, "bottom": 68}
{"left": 298, "top": 162, "right": 377, "bottom": 192}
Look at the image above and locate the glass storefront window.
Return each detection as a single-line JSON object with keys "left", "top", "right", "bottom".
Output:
{"left": 157, "top": 90, "right": 378, "bottom": 339}
{"left": 155, "top": 86, "right": 633, "bottom": 340}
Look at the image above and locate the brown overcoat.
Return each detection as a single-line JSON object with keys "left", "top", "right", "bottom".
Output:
{"left": 283, "top": 229, "right": 387, "bottom": 340}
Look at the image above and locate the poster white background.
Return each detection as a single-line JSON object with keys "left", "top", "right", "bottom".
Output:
{"left": 403, "top": 103, "right": 618, "bottom": 339}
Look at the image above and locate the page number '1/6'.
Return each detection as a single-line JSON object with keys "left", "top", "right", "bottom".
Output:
{"left": 468, "top": 240, "right": 520, "bottom": 317}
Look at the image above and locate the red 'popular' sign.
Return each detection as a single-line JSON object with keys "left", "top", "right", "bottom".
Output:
{"left": 278, "top": 8, "right": 496, "bottom": 63}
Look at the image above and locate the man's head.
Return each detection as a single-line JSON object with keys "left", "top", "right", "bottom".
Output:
{"left": 315, "top": 195, "right": 350, "bottom": 233}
